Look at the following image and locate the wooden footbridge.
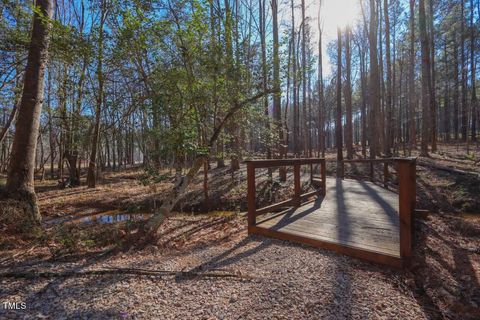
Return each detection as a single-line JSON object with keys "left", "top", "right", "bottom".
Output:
{"left": 245, "top": 158, "right": 416, "bottom": 268}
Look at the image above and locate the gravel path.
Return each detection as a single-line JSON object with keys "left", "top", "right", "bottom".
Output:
{"left": 0, "top": 223, "right": 430, "bottom": 320}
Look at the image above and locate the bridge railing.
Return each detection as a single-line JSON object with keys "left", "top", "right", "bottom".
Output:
{"left": 339, "top": 157, "right": 417, "bottom": 262}
{"left": 245, "top": 158, "right": 326, "bottom": 233}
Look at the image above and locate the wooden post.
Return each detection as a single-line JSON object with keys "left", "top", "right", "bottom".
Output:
{"left": 321, "top": 159, "right": 326, "bottom": 196}
{"left": 293, "top": 163, "right": 301, "bottom": 206}
{"left": 397, "top": 158, "right": 416, "bottom": 265}
{"left": 247, "top": 162, "right": 256, "bottom": 233}
{"left": 383, "top": 162, "right": 389, "bottom": 188}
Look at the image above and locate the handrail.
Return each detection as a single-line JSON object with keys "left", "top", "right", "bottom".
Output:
{"left": 341, "top": 158, "right": 395, "bottom": 163}
{"left": 245, "top": 158, "right": 326, "bottom": 168}
{"left": 340, "top": 157, "right": 416, "bottom": 264}
{"left": 245, "top": 158, "right": 326, "bottom": 233}
{"left": 339, "top": 157, "right": 416, "bottom": 189}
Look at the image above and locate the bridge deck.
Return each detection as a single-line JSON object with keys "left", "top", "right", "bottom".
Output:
{"left": 253, "top": 178, "right": 402, "bottom": 267}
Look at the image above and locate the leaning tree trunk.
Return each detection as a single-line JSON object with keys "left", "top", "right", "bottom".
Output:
{"left": 143, "top": 90, "right": 274, "bottom": 236}
{"left": 1, "top": 0, "right": 53, "bottom": 229}
{"left": 0, "top": 102, "right": 18, "bottom": 145}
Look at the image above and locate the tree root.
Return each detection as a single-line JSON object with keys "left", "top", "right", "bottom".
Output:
{"left": 0, "top": 187, "right": 42, "bottom": 232}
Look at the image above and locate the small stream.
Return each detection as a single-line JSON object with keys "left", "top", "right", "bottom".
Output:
{"left": 77, "top": 212, "right": 153, "bottom": 224}
{"left": 46, "top": 210, "right": 238, "bottom": 226}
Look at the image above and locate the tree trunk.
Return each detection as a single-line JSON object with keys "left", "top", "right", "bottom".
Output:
{"left": 301, "top": 0, "right": 308, "bottom": 157}
{"left": 224, "top": 0, "right": 240, "bottom": 171}
{"left": 272, "top": 0, "right": 285, "bottom": 180}
{"left": 454, "top": 32, "right": 460, "bottom": 140}
{"left": 345, "top": 27, "right": 353, "bottom": 159}
{"left": 259, "top": 0, "right": 270, "bottom": 161}
{"left": 384, "top": 0, "right": 393, "bottom": 156}
{"left": 419, "top": 0, "right": 432, "bottom": 156}
{"left": 0, "top": 102, "right": 19, "bottom": 145}
{"left": 2, "top": 0, "right": 53, "bottom": 229}
{"left": 144, "top": 90, "right": 273, "bottom": 235}
{"left": 336, "top": 27, "right": 343, "bottom": 171}
{"left": 429, "top": 0, "right": 437, "bottom": 151}
{"left": 408, "top": 0, "right": 416, "bottom": 153}
{"left": 317, "top": 4, "right": 325, "bottom": 157}
{"left": 369, "top": 0, "right": 381, "bottom": 159}
{"left": 470, "top": 0, "right": 477, "bottom": 141}
{"left": 291, "top": 0, "right": 299, "bottom": 156}
{"left": 444, "top": 37, "right": 451, "bottom": 142}
{"left": 461, "top": 0, "right": 468, "bottom": 141}
{"left": 360, "top": 46, "right": 367, "bottom": 158}
{"left": 87, "top": 0, "right": 107, "bottom": 188}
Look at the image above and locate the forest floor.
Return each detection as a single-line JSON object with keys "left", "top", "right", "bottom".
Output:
{"left": 0, "top": 142, "right": 479, "bottom": 319}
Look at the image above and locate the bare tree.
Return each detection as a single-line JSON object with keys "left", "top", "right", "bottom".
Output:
{"left": 470, "top": 0, "right": 477, "bottom": 141}
{"left": 317, "top": 1, "right": 325, "bottom": 157}
{"left": 291, "top": 0, "right": 299, "bottom": 155}
{"left": 453, "top": 31, "right": 460, "bottom": 140}
{"left": 384, "top": 0, "right": 393, "bottom": 156}
{"left": 336, "top": 27, "right": 343, "bottom": 169}
{"left": 444, "top": 36, "right": 451, "bottom": 142}
{"left": 408, "top": 0, "right": 416, "bottom": 153}
{"left": 301, "top": 0, "right": 308, "bottom": 156}
{"left": 419, "top": 0, "right": 432, "bottom": 156}
{"left": 429, "top": 0, "right": 437, "bottom": 151}
{"left": 2, "top": 0, "right": 54, "bottom": 227}
{"left": 272, "top": 0, "right": 286, "bottom": 180}
{"left": 461, "top": 0, "right": 468, "bottom": 141}
{"left": 369, "top": 0, "right": 381, "bottom": 159}
{"left": 87, "top": 0, "right": 108, "bottom": 188}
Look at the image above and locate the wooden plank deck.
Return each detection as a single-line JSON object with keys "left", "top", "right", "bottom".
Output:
{"left": 253, "top": 178, "right": 402, "bottom": 267}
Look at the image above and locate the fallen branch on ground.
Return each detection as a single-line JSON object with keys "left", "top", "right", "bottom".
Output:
{"left": 0, "top": 267, "right": 256, "bottom": 281}
{"left": 417, "top": 159, "right": 479, "bottom": 178}
{"left": 0, "top": 246, "right": 38, "bottom": 266}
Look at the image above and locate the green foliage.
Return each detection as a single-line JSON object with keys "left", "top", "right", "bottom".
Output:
{"left": 140, "top": 166, "right": 172, "bottom": 185}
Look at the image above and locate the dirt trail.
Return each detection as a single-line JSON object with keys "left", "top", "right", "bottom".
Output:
{"left": 0, "top": 143, "right": 479, "bottom": 319}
